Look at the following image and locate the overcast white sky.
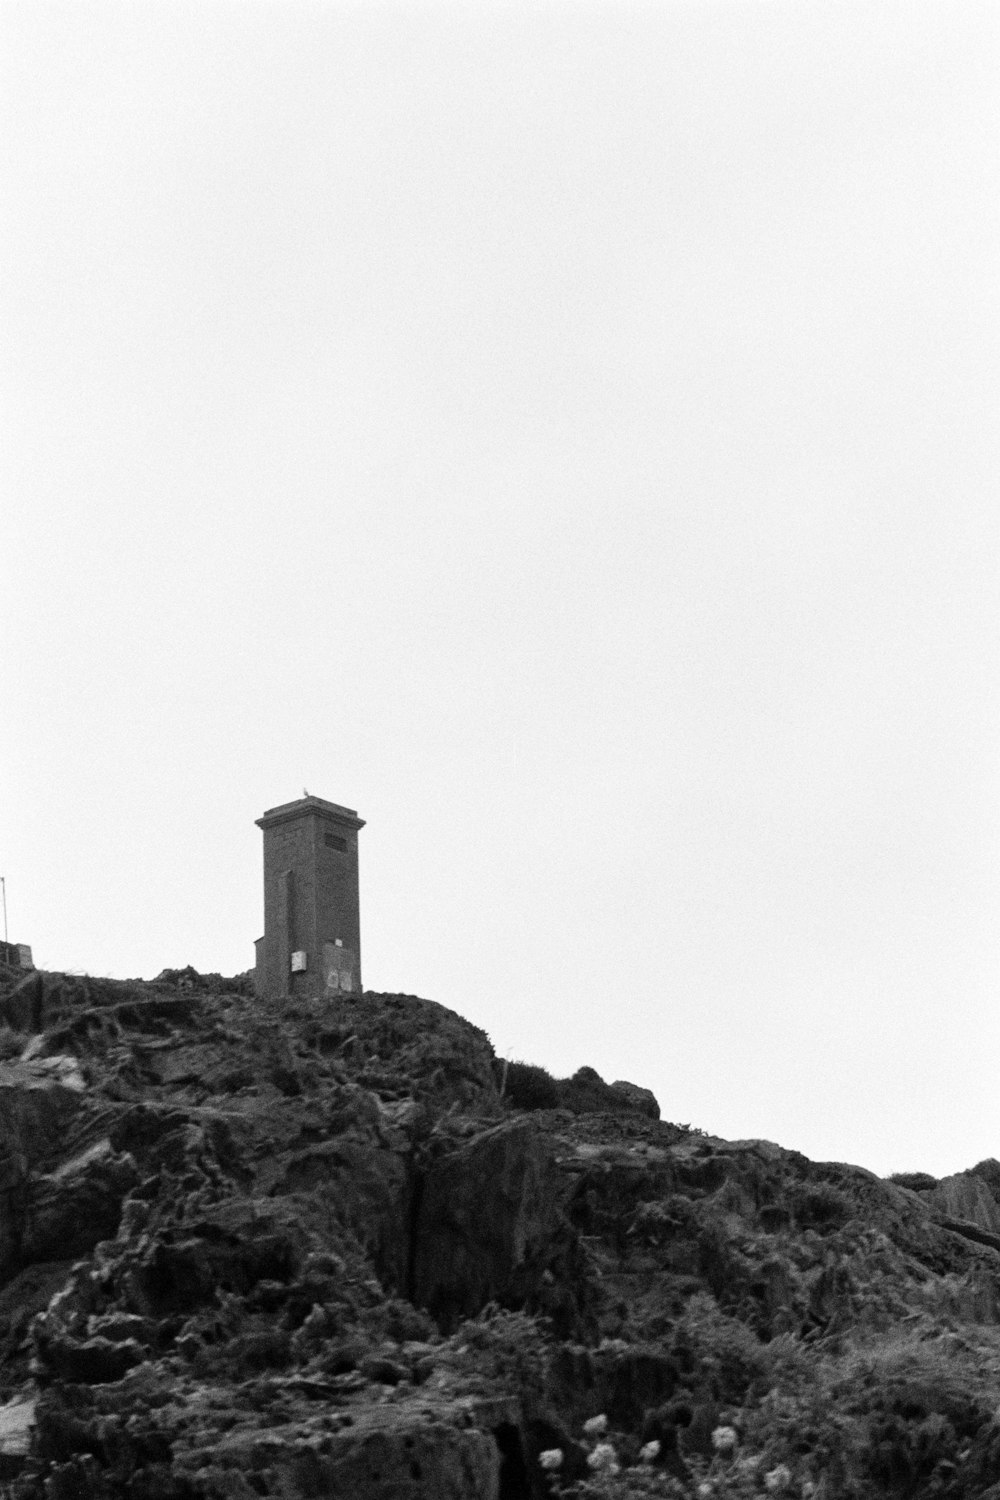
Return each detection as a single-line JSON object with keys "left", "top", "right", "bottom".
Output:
{"left": 3, "top": 0, "right": 999, "bottom": 1179}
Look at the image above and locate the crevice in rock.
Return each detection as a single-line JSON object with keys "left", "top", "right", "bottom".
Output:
{"left": 494, "top": 1421, "right": 531, "bottom": 1500}
{"left": 405, "top": 1158, "right": 426, "bottom": 1306}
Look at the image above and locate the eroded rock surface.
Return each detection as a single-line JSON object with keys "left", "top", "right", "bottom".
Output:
{"left": 0, "top": 964, "right": 999, "bottom": 1498}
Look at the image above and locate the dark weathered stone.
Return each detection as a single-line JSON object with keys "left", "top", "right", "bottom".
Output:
{"left": 411, "top": 1119, "right": 564, "bottom": 1327}
{"left": 610, "top": 1080, "right": 660, "bottom": 1119}
{"left": 2, "top": 963, "right": 1000, "bottom": 1500}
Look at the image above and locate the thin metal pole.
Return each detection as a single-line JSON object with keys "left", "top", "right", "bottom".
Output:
{"left": 1, "top": 877, "right": 6, "bottom": 947}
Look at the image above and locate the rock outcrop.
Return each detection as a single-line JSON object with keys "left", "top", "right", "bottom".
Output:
{"left": 929, "top": 1162, "right": 1000, "bottom": 1239}
{"left": 0, "top": 962, "right": 999, "bottom": 1498}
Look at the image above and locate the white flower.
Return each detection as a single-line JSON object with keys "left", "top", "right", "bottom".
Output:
{"left": 639, "top": 1439, "right": 661, "bottom": 1464}
{"left": 711, "top": 1425, "right": 738, "bottom": 1454}
{"left": 583, "top": 1414, "right": 609, "bottom": 1439}
{"left": 764, "top": 1464, "right": 792, "bottom": 1493}
{"left": 587, "top": 1442, "right": 620, "bottom": 1474}
{"left": 539, "top": 1449, "right": 563, "bottom": 1472}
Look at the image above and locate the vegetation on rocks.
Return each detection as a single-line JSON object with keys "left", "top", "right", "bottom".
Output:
{"left": 0, "top": 958, "right": 999, "bottom": 1497}
{"left": 500, "top": 1062, "right": 660, "bottom": 1120}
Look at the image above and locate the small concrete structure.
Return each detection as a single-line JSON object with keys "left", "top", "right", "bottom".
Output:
{"left": 254, "top": 795, "right": 364, "bottom": 1000}
{"left": 0, "top": 942, "right": 33, "bottom": 970}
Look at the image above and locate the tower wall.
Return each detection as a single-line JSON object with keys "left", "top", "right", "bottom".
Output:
{"left": 254, "top": 796, "right": 364, "bottom": 999}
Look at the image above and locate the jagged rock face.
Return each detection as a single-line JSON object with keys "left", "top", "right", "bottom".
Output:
{"left": 411, "top": 1119, "right": 566, "bottom": 1328}
{"left": 930, "top": 1164, "right": 1000, "bottom": 1237}
{"left": 0, "top": 1055, "right": 114, "bottom": 1278}
{"left": 1, "top": 967, "right": 1000, "bottom": 1499}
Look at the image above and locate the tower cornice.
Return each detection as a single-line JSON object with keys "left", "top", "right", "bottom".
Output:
{"left": 255, "top": 796, "right": 365, "bottom": 833}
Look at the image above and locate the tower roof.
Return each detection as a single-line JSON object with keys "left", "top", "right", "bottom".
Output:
{"left": 255, "top": 795, "right": 365, "bottom": 832}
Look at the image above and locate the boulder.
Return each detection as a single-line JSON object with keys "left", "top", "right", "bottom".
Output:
{"left": 610, "top": 1080, "right": 660, "bottom": 1119}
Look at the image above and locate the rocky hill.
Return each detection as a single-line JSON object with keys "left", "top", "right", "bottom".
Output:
{"left": 0, "top": 965, "right": 999, "bottom": 1498}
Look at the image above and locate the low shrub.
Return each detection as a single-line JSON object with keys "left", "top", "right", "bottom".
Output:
{"left": 501, "top": 1057, "right": 663, "bottom": 1119}
{"left": 834, "top": 1334, "right": 997, "bottom": 1494}
{"left": 449, "top": 1305, "right": 550, "bottom": 1398}
{"left": 887, "top": 1172, "right": 939, "bottom": 1193}
{"left": 557, "top": 1067, "right": 623, "bottom": 1115}
{"left": 670, "top": 1291, "right": 769, "bottom": 1404}
{"left": 503, "top": 1060, "right": 560, "bottom": 1110}
{"left": 787, "top": 1182, "right": 853, "bottom": 1230}
{"left": 968, "top": 1159, "right": 1000, "bottom": 1198}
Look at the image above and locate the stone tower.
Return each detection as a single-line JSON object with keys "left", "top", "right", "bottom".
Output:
{"left": 253, "top": 795, "right": 365, "bottom": 999}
